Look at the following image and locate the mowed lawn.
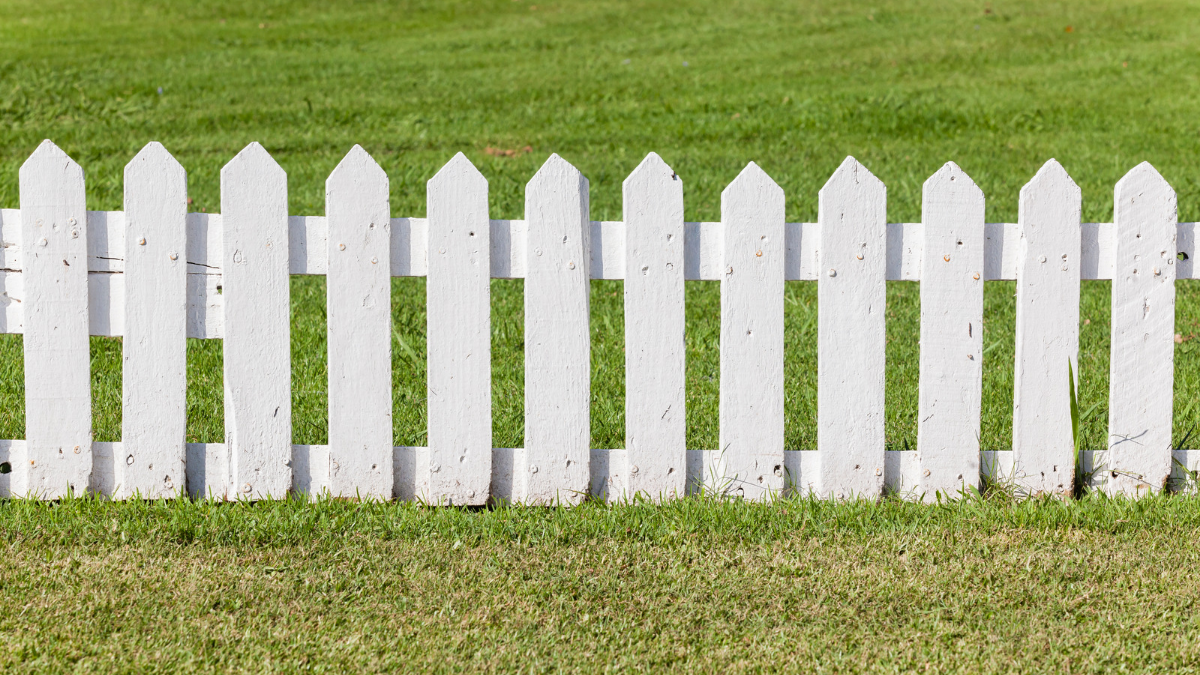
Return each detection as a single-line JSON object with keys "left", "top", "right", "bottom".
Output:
{"left": 4, "top": 0, "right": 1200, "bottom": 671}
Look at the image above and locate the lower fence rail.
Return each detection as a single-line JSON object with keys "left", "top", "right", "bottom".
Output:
{"left": 0, "top": 441, "right": 1195, "bottom": 502}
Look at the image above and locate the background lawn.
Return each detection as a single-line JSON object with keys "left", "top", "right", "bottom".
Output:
{"left": 4, "top": 0, "right": 1200, "bottom": 671}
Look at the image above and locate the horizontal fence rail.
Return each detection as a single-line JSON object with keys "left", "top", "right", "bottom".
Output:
{"left": 3, "top": 214, "right": 1200, "bottom": 339}
{"left": 2, "top": 140, "right": 1198, "bottom": 502}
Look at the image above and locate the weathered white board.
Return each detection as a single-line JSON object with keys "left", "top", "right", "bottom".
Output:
{"left": 916, "top": 163, "right": 984, "bottom": 500}
{"left": 718, "top": 162, "right": 784, "bottom": 500}
{"left": 427, "top": 153, "right": 491, "bottom": 505}
{"left": 18, "top": 141, "right": 91, "bottom": 498}
{"left": 1106, "top": 162, "right": 1177, "bottom": 496}
{"left": 118, "top": 142, "right": 188, "bottom": 499}
{"left": 1013, "top": 159, "right": 1080, "bottom": 497}
{"left": 817, "top": 157, "right": 887, "bottom": 499}
{"left": 623, "top": 153, "right": 686, "bottom": 500}
{"left": 325, "top": 146, "right": 393, "bottom": 499}
{"left": 221, "top": 143, "right": 292, "bottom": 500}
{"left": 522, "top": 154, "right": 590, "bottom": 504}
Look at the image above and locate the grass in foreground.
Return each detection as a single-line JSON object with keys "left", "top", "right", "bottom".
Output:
{"left": 2, "top": 493, "right": 1200, "bottom": 672}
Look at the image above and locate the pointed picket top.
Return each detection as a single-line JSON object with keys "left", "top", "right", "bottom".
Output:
{"left": 722, "top": 161, "right": 782, "bottom": 202}
{"left": 820, "top": 156, "right": 884, "bottom": 199}
{"left": 222, "top": 141, "right": 285, "bottom": 183}
{"left": 1020, "top": 158, "right": 1079, "bottom": 204}
{"left": 528, "top": 153, "right": 585, "bottom": 191}
{"left": 429, "top": 151, "right": 486, "bottom": 194}
{"left": 328, "top": 144, "right": 387, "bottom": 190}
{"left": 20, "top": 139, "right": 83, "bottom": 185}
{"left": 125, "top": 141, "right": 185, "bottom": 186}
{"left": 923, "top": 161, "right": 982, "bottom": 199}
{"left": 1115, "top": 161, "right": 1172, "bottom": 205}
{"left": 624, "top": 152, "right": 677, "bottom": 189}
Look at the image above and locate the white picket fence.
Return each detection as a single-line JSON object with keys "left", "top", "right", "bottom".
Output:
{"left": 1, "top": 139, "right": 1197, "bottom": 503}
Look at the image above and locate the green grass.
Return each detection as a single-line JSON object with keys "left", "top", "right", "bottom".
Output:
{"left": 5, "top": 0, "right": 1200, "bottom": 670}
{"left": 2, "top": 0, "right": 1200, "bottom": 452}
{"left": 4, "top": 493, "right": 1200, "bottom": 672}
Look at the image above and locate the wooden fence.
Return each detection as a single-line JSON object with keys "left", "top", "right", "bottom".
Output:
{"left": 1, "top": 140, "right": 1197, "bottom": 503}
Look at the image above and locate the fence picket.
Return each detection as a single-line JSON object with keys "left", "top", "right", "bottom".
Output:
{"left": 1013, "top": 159, "right": 1080, "bottom": 497}
{"left": 18, "top": 140, "right": 91, "bottom": 498}
{"left": 623, "top": 153, "right": 686, "bottom": 500}
{"left": 523, "top": 154, "right": 590, "bottom": 504}
{"left": 118, "top": 142, "right": 187, "bottom": 499}
{"left": 718, "top": 162, "right": 784, "bottom": 500}
{"left": 817, "top": 157, "right": 887, "bottom": 499}
{"left": 916, "top": 162, "right": 984, "bottom": 499}
{"left": 427, "top": 153, "right": 490, "bottom": 505}
{"left": 221, "top": 143, "right": 291, "bottom": 500}
{"left": 326, "top": 146, "right": 392, "bottom": 499}
{"left": 1107, "top": 162, "right": 1177, "bottom": 496}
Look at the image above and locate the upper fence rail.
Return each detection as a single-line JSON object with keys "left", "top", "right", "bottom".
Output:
{"left": 1, "top": 213, "right": 1195, "bottom": 339}
{"left": 3, "top": 139, "right": 1196, "bottom": 504}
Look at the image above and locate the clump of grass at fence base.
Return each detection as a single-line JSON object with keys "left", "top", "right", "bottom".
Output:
{"left": 4, "top": 493, "right": 1200, "bottom": 671}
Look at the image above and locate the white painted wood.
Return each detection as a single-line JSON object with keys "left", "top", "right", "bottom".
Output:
{"left": 18, "top": 140, "right": 91, "bottom": 498}
{"left": 916, "top": 163, "right": 984, "bottom": 500}
{"left": 118, "top": 142, "right": 188, "bottom": 499}
{"left": 817, "top": 156, "right": 887, "bottom": 500}
{"left": 718, "top": 162, "right": 785, "bottom": 500}
{"left": 4, "top": 439, "right": 1200, "bottom": 501}
{"left": 522, "top": 154, "right": 590, "bottom": 504}
{"left": 221, "top": 142, "right": 291, "bottom": 500}
{"left": 427, "top": 152, "right": 491, "bottom": 505}
{"left": 326, "top": 146, "right": 393, "bottom": 499}
{"left": 1012, "top": 159, "right": 1081, "bottom": 498}
{"left": 0, "top": 214, "right": 1189, "bottom": 341}
{"left": 623, "top": 153, "right": 686, "bottom": 500}
{"left": 1106, "top": 162, "right": 1177, "bottom": 497}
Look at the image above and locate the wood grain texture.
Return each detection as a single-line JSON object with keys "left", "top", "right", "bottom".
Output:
{"left": 427, "top": 152, "right": 490, "bottom": 505}
{"left": 1013, "top": 159, "right": 1081, "bottom": 498}
{"left": 221, "top": 143, "right": 291, "bottom": 500}
{"left": 623, "top": 153, "right": 686, "bottom": 500}
{"left": 718, "top": 162, "right": 784, "bottom": 500}
{"left": 817, "top": 157, "right": 887, "bottom": 500}
{"left": 522, "top": 154, "right": 590, "bottom": 504}
{"left": 916, "top": 162, "right": 984, "bottom": 500}
{"left": 18, "top": 140, "right": 91, "bottom": 498}
{"left": 118, "top": 142, "right": 187, "bottom": 499}
{"left": 1107, "top": 162, "right": 1176, "bottom": 497}
{"left": 326, "top": 145, "right": 392, "bottom": 499}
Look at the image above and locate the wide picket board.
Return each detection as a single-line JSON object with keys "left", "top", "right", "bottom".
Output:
{"left": 914, "top": 163, "right": 984, "bottom": 500}
{"left": 4, "top": 140, "right": 1200, "bottom": 503}
{"left": 325, "top": 146, "right": 393, "bottom": 499}
{"left": 426, "top": 153, "right": 491, "bottom": 505}
{"left": 1012, "top": 160, "right": 1081, "bottom": 498}
{"left": 817, "top": 157, "right": 887, "bottom": 499}
{"left": 717, "top": 163, "right": 785, "bottom": 500}
{"left": 119, "top": 142, "right": 188, "bottom": 499}
{"left": 220, "top": 143, "right": 292, "bottom": 500}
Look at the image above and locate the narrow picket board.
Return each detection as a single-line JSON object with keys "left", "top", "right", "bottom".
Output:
{"left": 221, "top": 143, "right": 291, "bottom": 499}
{"left": 916, "top": 163, "right": 984, "bottom": 500}
{"left": 118, "top": 142, "right": 187, "bottom": 499}
{"left": 817, "top": 157, "right": 887, "bottom": 499}
{"left": 718, "top": 162, "right": 785, "bottom": 500}
{"left": 18, "top": 140, "right": 91, "bottom": 498}
{"left": 326, "top": 146, "right": 392, "bottom": 499}
{"left": 1107, "top": 162, "right": 1177, "bottom": 496}
{"left": 1013, "top": 159, "right": 1081, "bottom": 497}
{"left": 523, "top": 154, "right": 590, "bottom": 504}
{"left": 623, "top": 153, "right": 686, "bottom": 500}
{"left": 427, "top": 153, "right": 491, "bottom": 505}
